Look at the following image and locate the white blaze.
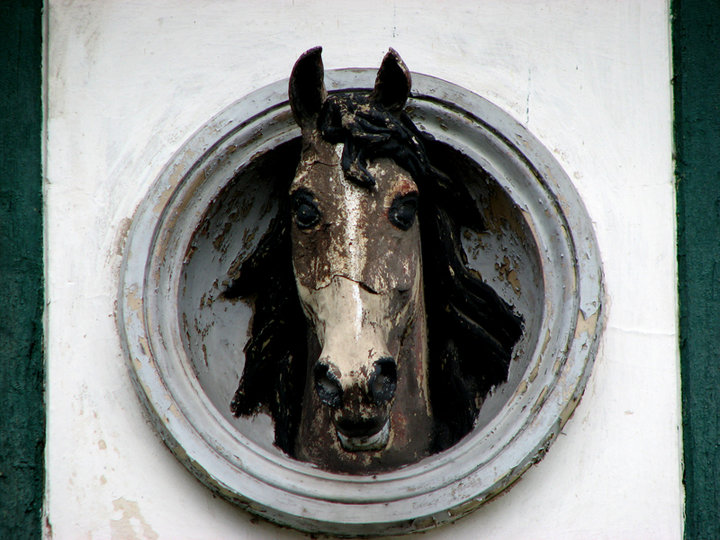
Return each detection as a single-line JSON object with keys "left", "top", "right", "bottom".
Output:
{"left": 296, "top": 276, "right": 390, "bottom": 386}
{"left": 335, "top": 142, "right": 368, "bottom": 335}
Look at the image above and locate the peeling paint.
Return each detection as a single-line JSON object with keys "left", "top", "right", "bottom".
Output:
{"left": 575, "top": 307, "right": 599, "bottom": 338}
{"left": 110, "top": 498, "right": 158, "bottom": 540}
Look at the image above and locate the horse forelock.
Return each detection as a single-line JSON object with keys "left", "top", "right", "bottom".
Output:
{"left": 314, "top": 92, "right": 433, "bottom": 192}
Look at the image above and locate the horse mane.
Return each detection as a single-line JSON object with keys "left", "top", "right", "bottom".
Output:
{"left": 225, "top": 91, "right": 523, "bottom": 455}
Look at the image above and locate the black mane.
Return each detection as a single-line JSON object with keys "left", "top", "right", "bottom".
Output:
{"left": 225, "top": 92, "right": 523, "bottom": 455}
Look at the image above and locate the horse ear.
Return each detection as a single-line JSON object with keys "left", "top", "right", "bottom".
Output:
{"left": 289, "top": 46, "right": 327, "bottom": 130}
{"left": 371, "top": 48, "right": 411, "bottom": 113}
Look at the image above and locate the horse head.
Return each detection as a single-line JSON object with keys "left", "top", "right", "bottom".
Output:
{"left": 288, "top": 48, "right": 433, "bottom": 470}
{"left": 227, "top": 48, "right": 523, "bottom": 474}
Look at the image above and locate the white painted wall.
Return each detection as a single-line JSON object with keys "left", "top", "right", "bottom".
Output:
{"left": 45, "top": 1, "right": 680, "bottom": 538}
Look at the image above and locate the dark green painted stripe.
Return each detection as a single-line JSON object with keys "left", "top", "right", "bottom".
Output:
{"left": 0, "top": 1, "right": 45, "bottom": 538}
{"left": 673, "top": 0, "right": 720, "bottom": 537}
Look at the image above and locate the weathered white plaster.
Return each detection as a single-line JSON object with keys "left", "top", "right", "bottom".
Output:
{"left": 46, "top": 1, "right": 679, "bottom": 538}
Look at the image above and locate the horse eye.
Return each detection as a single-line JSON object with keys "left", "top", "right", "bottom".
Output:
{"left": 388, "top": 192, "right": 418, "bottom": 230}
{"left": 291, "top": 189, "right": 321, "bottom": 229}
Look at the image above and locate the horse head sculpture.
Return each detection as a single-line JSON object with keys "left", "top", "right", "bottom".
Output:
{"left": 287, "top": 48, "right": 433, "bottom": 470}
{"left": 225, "top": 48, "right": 523, "bottom": 474}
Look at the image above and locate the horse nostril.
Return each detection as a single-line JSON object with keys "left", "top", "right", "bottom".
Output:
{"left": 314, "top": 363, "right": 343, "bottom": 408}
{"left": 369, "top": 357, "right": 397, "bottom": 404}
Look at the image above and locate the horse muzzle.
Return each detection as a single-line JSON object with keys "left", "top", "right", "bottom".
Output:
{"left": 314, "top": 357, "right": 397, "bottom": 452}
{"left": 299, "top": 274, "right": 408, "bottom": 452}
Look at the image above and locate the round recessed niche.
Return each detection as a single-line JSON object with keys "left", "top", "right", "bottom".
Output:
{"left": 118, "top": 69, "right": 604, "bottom": 536}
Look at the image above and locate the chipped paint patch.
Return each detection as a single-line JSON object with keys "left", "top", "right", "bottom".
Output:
{"left": 110, "top": 498, "right": 158, "bottom": 540}
{"left": 575, "top": 308, "right": 599, "bottom": 338}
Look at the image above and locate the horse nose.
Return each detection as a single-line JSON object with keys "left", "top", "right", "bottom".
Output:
{"left": 368, "top": 357, "right": 397, "bottom": 404}
{"left": 314, "top": 363, "right": 343, "bottom": 408}
{"left": 314, "top": 358, "right": 397, "bottom": 407}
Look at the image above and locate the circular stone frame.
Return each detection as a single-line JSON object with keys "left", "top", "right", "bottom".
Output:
{"left": 118, "top": 69, "right": 604, "bottom": 536}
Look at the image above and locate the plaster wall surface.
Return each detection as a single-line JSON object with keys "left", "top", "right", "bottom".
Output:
{"left": 45, "top": 1, "right": 680, "bottom": 538}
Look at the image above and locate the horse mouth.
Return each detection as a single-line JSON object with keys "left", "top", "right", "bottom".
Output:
{"left": 336, "top": 419, "right": 390, "bottom": 452}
